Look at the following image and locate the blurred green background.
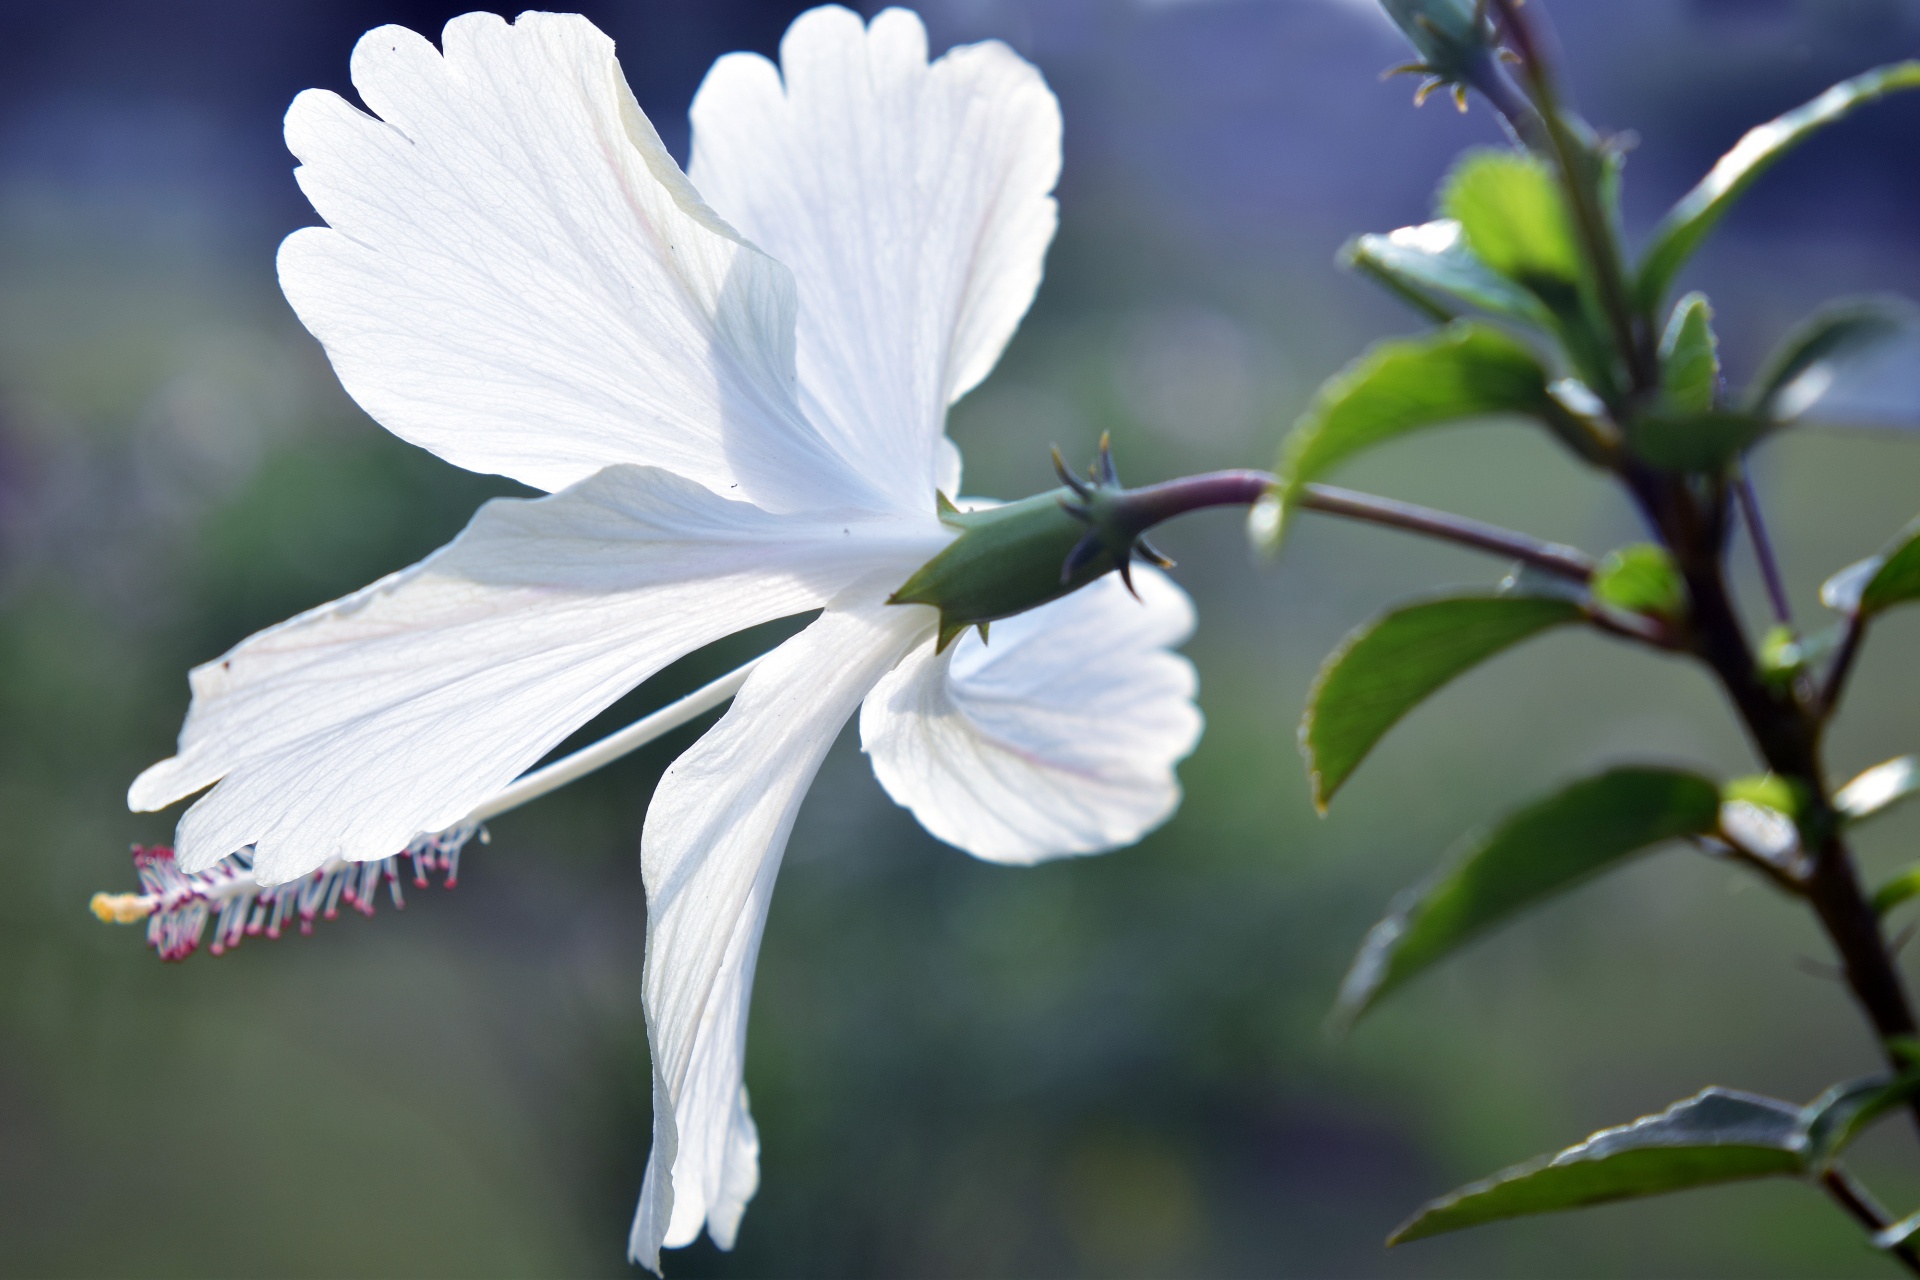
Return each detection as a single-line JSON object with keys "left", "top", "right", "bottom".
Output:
{"left": 3, "top": 0, "right": 1920, "bottom": 1275}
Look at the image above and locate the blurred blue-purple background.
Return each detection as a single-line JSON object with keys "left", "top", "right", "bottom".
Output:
{"left": 4, "top": 1, "right": 1920, "bottom": 1274}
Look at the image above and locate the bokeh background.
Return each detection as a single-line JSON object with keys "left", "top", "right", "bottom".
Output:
{"left": 3, "top": 0, "right": 1920, "bottom": 1275}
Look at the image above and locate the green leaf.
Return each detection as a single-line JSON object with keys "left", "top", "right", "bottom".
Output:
{"left": 1338, "top": 768, "right": 1722, "bottom": 1021}
{"left": 1442, "top": 150, "right": 1582, "bottom": 289}
{"left": 1636, "top": 62, "right": 1920, "bottom": 312}
{"left": 1756, "top": 624, "right": 1842, "bottom": 688}
{"left": 1261, "top": 324, "right": 1567, "bottom": 550}
{"left": 1841, "top": 756, "right": 1920, "bottom": 825}
{"left": 1824, "top": 519, "right": 1920, "bottom": 619}
{"left": 1303, "top": 595, "right": 1585, "bottom": 809}
{"left": 1876, "top": 1210, "right": 1920, "bottom": 1252}
{"left": 1437, "top": 146, "right": 1634, "bottom": 401}
{"left": 1888, "top": 1037, "right": 1920, "bottom": 1071}
{"left": 1342, "top": 221, "right": 1553, "bottom": 328}
{"left": 1389, "top": 1088, "right": 1805, "bottom": 1245}
{"left": 1723, "top": 773, "right": 1807, "bottom": 820}
{"left": 1822, "top": 557, "right": 1878, "bottom": 613}
{"left": 1801, "top": 1071, "right": 1920, "bottom": 1167}
{"left": 1658, "top": 292, "right": 1720, "bottom": 414}
{"left": 1749, "top": 297, "right": 1916, "bottom": 420}
{"left": 1861, "top": 520, "right": 1920, "bottom": 616}
{"left": 1873, "top": 865, "right": 1920, "bottom": 917}
{"left": 1591, "top": 544, "right": 1687, "bottom": 618}
{"left": 1756, "top": 624, "right": 1802, "bottom": 686}
{"left": 1719, "top": 774, "right": 1814, "bottom": 860}
{"left": 1623, "top": 409, "right": 1771, "bottom": 472}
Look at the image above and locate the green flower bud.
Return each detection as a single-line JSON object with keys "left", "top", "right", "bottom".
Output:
{"left": 1378, "top": 0, "right": 1498, "bottom": 110}
{"left": 889, "top": 490, "right": 1119, "bottom": 651}
{"left": 1380, "top": 0, "right": 1483, "bottom": 64}
{"left": 890, "top": 438, "right": 1177, "bottom": 651}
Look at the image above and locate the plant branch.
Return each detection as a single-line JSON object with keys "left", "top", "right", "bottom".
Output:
{"left": 1456, "top": 45, "right": 1550, "bottom": 150}
{"left": 1735, "top": 461, "right": 1794, "bottom": 626}
{"left": 1819, "top": 1167, "right": 1920, "bottom": 1276}
{"left": 1109, "top": 470, "right": 1599, "bottom": 582}
{"left": 1823, "top": 612, "right": 1869, "bottom": 719}
{"left": 1693, "top": 835, "right": 1807, "bottom": 897}
{"left": 1300, "top": 482, "right": 1600, "bottom": 580}
{"left": 1640, "top": 465, "right": 1920, "bottom": 1130}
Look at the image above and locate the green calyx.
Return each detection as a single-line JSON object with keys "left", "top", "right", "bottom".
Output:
{"left": 887, "top": 438, "right": 1172, "bottom": 651}
{"left": 1379, "top": 0, "right": 1499, "bottom": 110}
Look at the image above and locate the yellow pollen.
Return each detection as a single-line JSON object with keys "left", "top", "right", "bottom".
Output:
{"left": 90, "top": 892, "right": 154, "bottom": 924}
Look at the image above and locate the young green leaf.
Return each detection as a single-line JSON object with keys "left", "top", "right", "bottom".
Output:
{"left": 1878, "top": 1211, "right": 1920, "bottom": 1252}
{"left": 1757, "top": 624, "right": 1803, "bottom": 686}
{"left": 1635, "top": 62, "right": 1920, "bottom": 312}
{"left": 1338, "top": 768, "right": 1722, "bottom": 1021}
{"left": 1658, "top": 292, "right": 1720, "bottom": 414}
{"left": 1754, "top": 623, "right": 1841, "bottom": 689}
{"left": 1839, "top": 756, "right": 1920, "bottom": 825}
{"left": 1442, "top": 150, "right": 1583, "bottom": 289}
{"left": 1591, "top": 544, "right": 1688, "bottom": 618}
{"left": 1824, "top": 519, "right": 1920, "bottom": 620}
{"left": 1389, "top": 1088, "right": 1805, "bottom": 1245}
{"left": 1342, "top": 221, "right": 1553, "bottom": 328}
{"left": 1440, "top": 150, "right": 1624, "bottom": 390}
{"left": 1748, "top": 297, "right": 1916, "bottom": 420}
{"left": 1722, "top": 773, "right": 1807, "bottom": 821}
{"left": 1622, "top": 410, "right": 1770, "bottom": 473}
{"left": 1822, "top": 557, "right": 1878, "bottom": 614}
{"left": 1262, "top": 323, "right": 1567, "bottom": 550}
{"left": 1800, "top": 1071, "right": 1920, "bottom": 1168}
{"left": 1874, "top": 866, "right": 1920, "bottom": 918}
{"left": 1303, "top": 595, "right": 1584, "bottom": 809}
{"left": 1859, "top": 520, "right": 1920, "bottom": 616}
{"left": 1718, "top": 775, "right": 1809, "bottom": 861}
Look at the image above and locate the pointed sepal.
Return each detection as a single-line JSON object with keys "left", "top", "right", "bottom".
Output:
{"left": 889, "top": 439, "right": 1178, "bottom": 646}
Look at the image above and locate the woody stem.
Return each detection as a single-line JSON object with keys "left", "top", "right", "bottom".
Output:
{"left": 1114, "top": 470, "right": 1597, "bottom": 583}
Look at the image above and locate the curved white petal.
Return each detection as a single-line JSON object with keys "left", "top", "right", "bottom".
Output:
{"left": 860, "top": 568, "right": 1202, "bottom": 865}
{"left": 631, "top": 600, "right": 932, "bottom": 1270}
{"left": 689, "top": 5, "right": 1061, "bottom": 511}
{"left": 279, "top": 12, "right": 870, "bottom": 511}
{"left": 129, "top": 467, "right": 941, "bottom": 885}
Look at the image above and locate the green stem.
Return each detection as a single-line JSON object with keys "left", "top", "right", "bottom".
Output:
{"left": 1487, "top": 0, "right": 1655, "bottom": 398}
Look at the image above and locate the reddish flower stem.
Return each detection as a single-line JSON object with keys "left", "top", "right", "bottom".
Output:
{"left": 1112, "top": 469, "right": 1598, "bottom": 583}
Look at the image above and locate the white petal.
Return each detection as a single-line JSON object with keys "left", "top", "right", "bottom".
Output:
{"left": 279, "top": 12, "right": 869, "bottom": 511}
{"left": 689, "top": 6, "right": 1061, "bottom": 510}
{"left": 860, "top": 568, "right": 1202, "bottom": 865}
{"left": 631, "top": 600, "right": 932, "bottom": 1270}
{"left": 129, "top": 466, "right": 940, "bottom": 884}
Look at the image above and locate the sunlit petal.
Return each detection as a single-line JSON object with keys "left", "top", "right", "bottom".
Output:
{"left": 131, "top": 466, "right": 940, "bottom": 884}
{"left": 631, "top": 600, "right": 934, "bottom": 1269}
{"left": 280, "top": 12, "right": 871, "bottom": 510}
{"left": 861, "top": 567, "right": 1202, "bottom": 864}
{"left": 690, "top": 6, "right": 1061, "bottom": 509}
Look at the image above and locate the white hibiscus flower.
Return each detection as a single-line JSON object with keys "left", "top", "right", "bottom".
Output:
{"left": 126, "top": 7, "right": 1202, "bottom": 1268}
